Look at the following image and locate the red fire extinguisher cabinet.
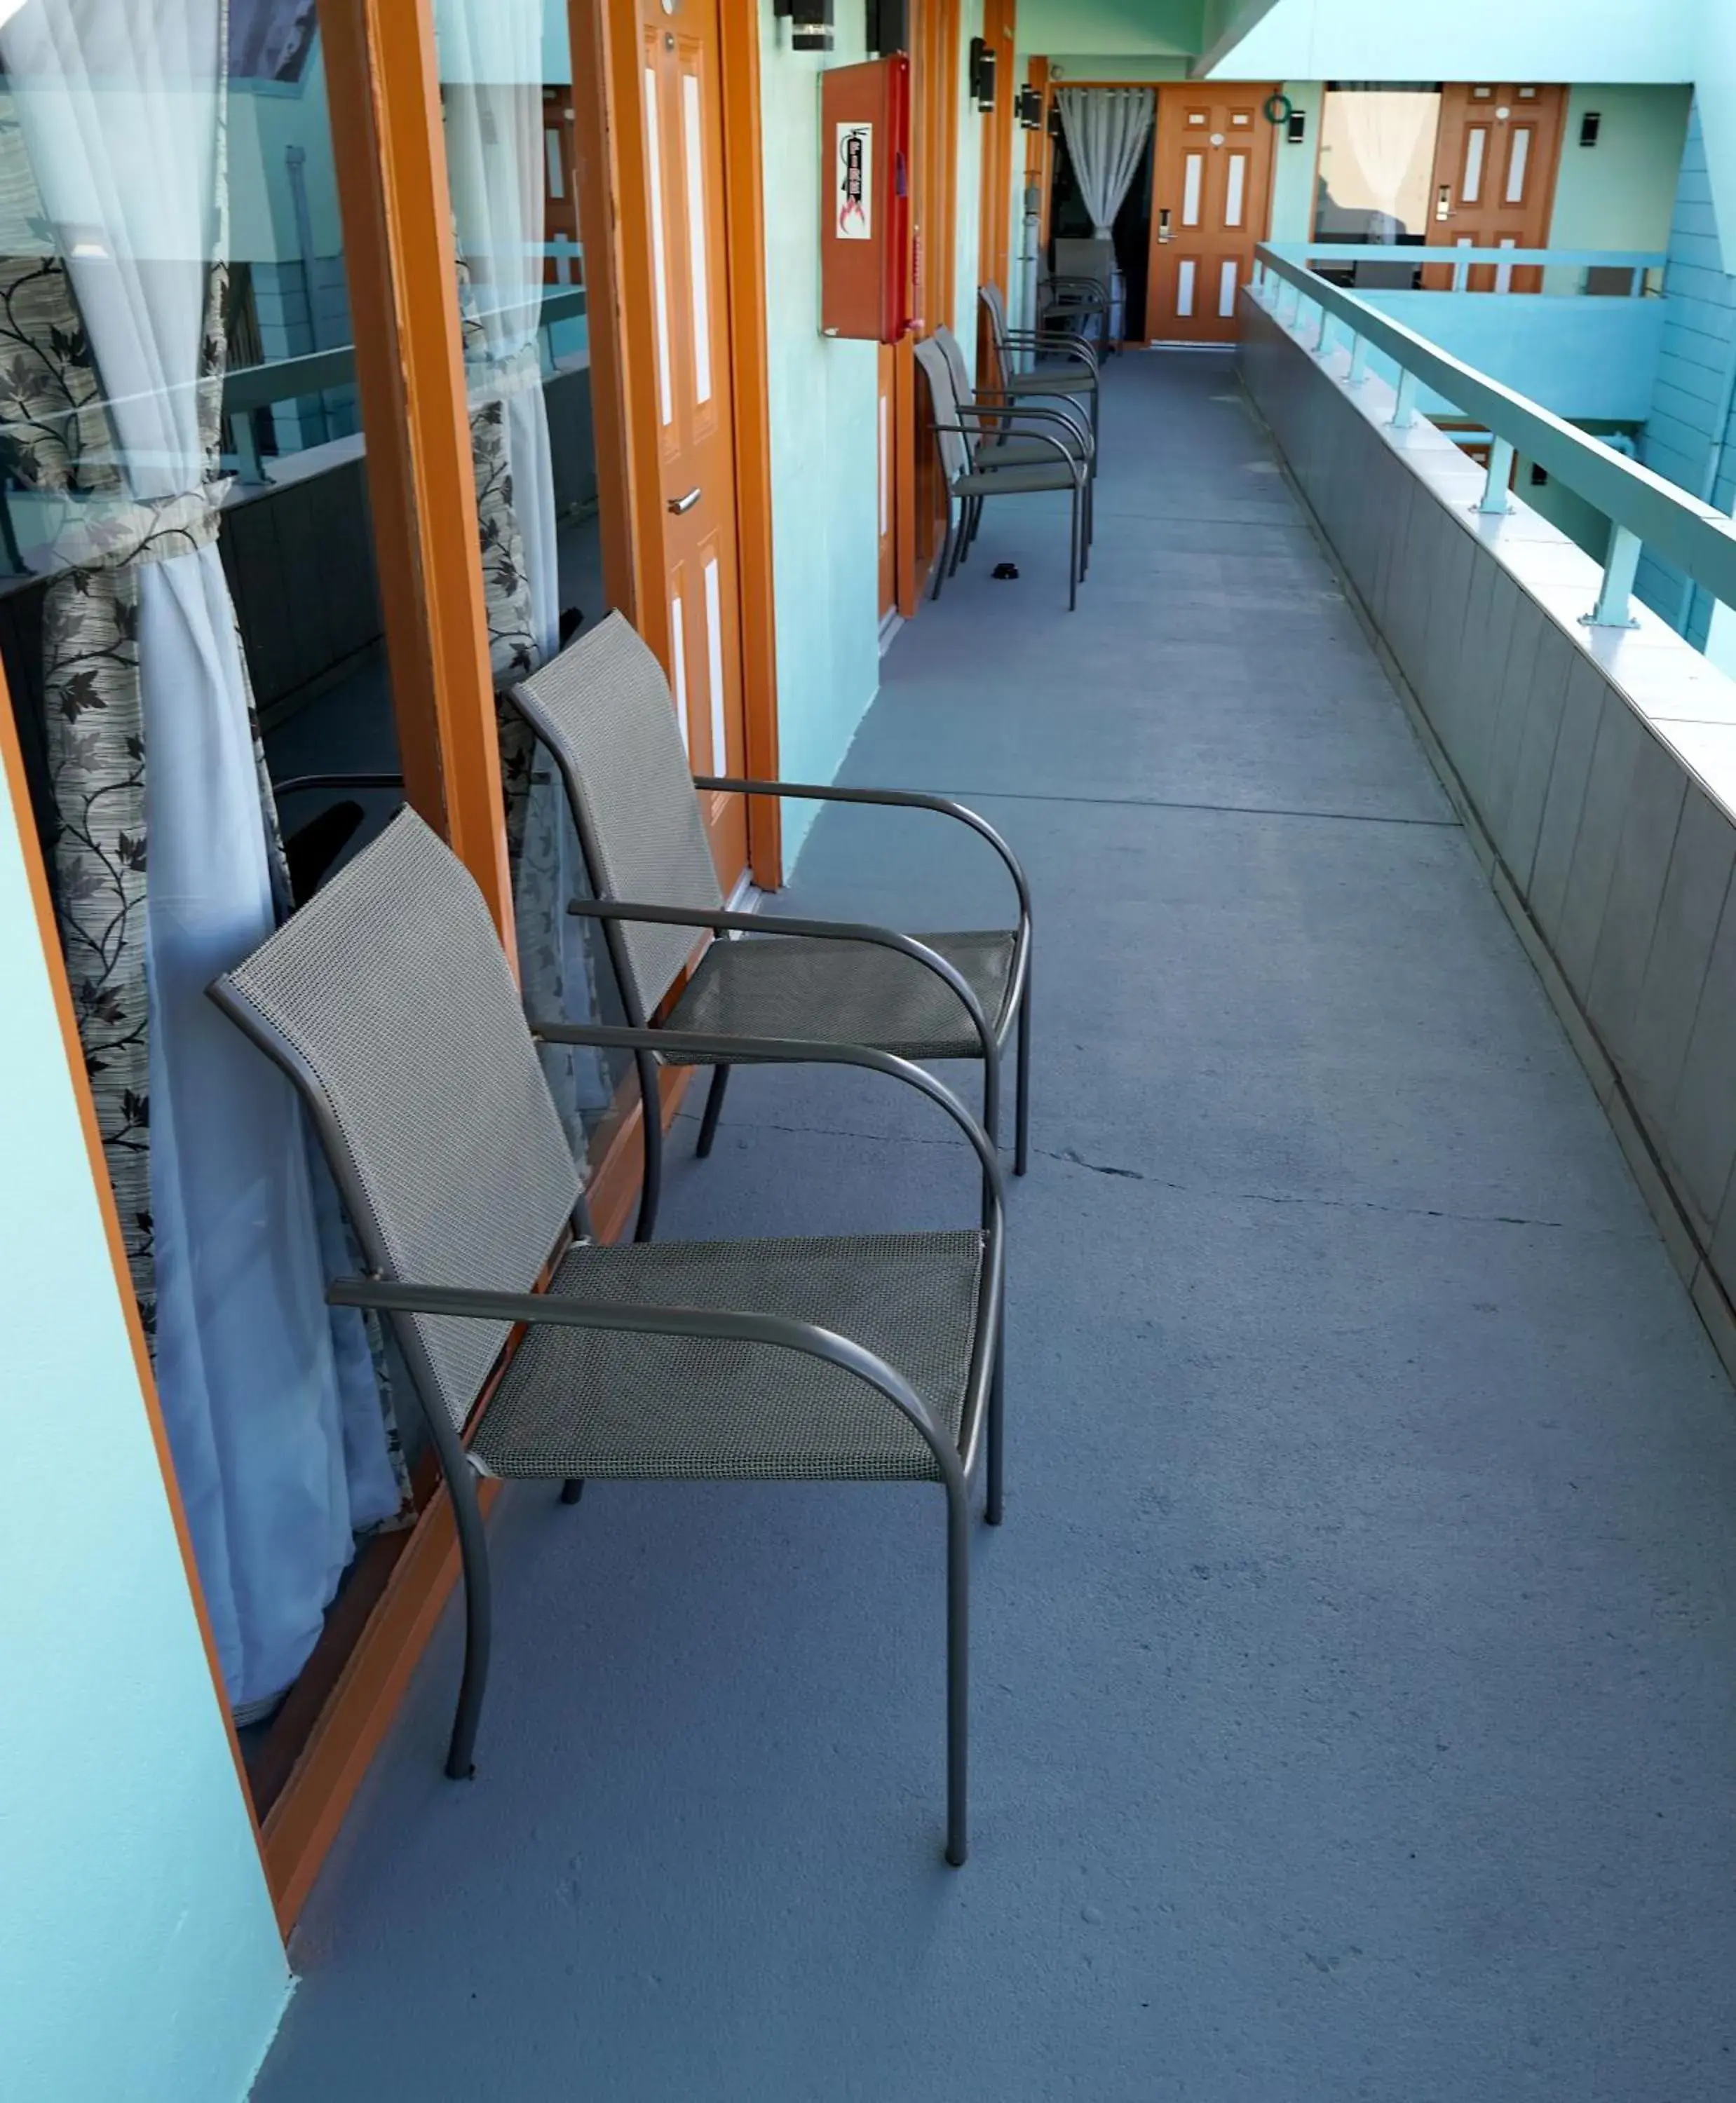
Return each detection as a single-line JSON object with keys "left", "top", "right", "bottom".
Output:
{"left": 819, "top": 55, "right": 912, "bottom": 343}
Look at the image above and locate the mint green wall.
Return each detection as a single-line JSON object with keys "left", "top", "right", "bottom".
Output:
{"left": 1268, "top": 81, "right": 1323, "bottom": 240}
{"left": 1550, "top": 86, "right": 1692, "bottom": 252}
{"left": 0, "top": 773, "right": 290, "bottom": 2102}
{"left": 1045, "top": 55, "right": 1189, "bottom": 81}
{"left": 1209, "top": 0, "right": 1700, "bottom": 83}
{"left": 1019, "top": 0, "right": 1204, "bottom": 57}
{"left": 757, "top": 3, "right": 882, "bottom": 864}
{"left": 1693, "top": 0, "right": 1736, "bottom": 257}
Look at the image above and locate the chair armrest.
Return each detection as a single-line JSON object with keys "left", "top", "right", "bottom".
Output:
{"left": 951, "top": 407, "right": 1090, "bottom": 472}
{"left": 327, "top": 1272, "right": 963, "bottom": 1478}
{"left": 528, "top": 1017, "right": 1007, "bottom": 1229}
{"left": 1004, "top": 327, "right": 1101, "bottom": 367}
{"left": 273, "top": 771, "right": 405, "bottom": 798}
{"left": 965, "top": 392, "right": 1094, "bottom": 450}
{"left": 564, "top": 895, "right": 1001, "bottom": 1070}
{"left": 689, "top": 778, "right": 1034, "bottom": 954}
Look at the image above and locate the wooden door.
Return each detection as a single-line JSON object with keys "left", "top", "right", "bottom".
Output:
{"left": 1146, "top": 83, "right": 1277, "bottom": 344}
{"left": 639, "top": 0, "right": 748, "bottom": 887}
{"left": 1424, "top": 83, "right": 1565, "bottom": 292}
{"left": 542, "top": 87, "right": 581, "bottom": 286}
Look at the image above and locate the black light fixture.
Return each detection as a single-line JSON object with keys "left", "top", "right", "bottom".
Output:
{"left": 773, "top": 0, "right": 834, "bottom": 52}
{"left": 1580, "top": 109, "right": 1602, "bottom": 147}
{"left": 865, "top": 0, "right": 909, "bottom": 53}
{"left": 968, "top": 34, "right": 996, "bottom": 111}
{"left": 1017, "top": 83, "right": 1043, "bottom": 131}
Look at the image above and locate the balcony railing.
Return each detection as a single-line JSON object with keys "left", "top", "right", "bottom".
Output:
{"left": 1252, "top": 242, "right": 1736, "bottom": 632}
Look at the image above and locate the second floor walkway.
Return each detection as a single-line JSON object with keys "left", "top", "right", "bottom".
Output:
{"left": 254, "top": 352, "right": 1736, "bottom": 2103}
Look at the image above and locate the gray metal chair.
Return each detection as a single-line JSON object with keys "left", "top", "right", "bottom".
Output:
{"left": 979, "top": 280, "right": 1101, "bottom": 444}
{"left": 507, "top": 613, "right": 1033, "bottom": 1244}
{"left": 210, "top": 807, "right": 1005, "bottom": 1867}
{"left": 915, "top": 334, "right": 1088, "bottom": 610}
{"left": 931, "top": 322, "right": 1094, "bottom": 567}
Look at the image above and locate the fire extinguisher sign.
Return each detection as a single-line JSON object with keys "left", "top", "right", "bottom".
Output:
{"left": 835, "top": 121, "right": 873, "bottom": 240}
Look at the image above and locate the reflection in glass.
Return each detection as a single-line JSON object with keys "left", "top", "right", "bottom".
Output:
{"left": 1313, "top": 86, "right": 1442, "bottom": 247}
{"left": 0, "top": 0, "right": 403, "bottom": 1722}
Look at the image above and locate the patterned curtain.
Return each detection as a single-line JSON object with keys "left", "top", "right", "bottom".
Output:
{"left": 0, "top": 3, "right": 405, "bottom": 1717}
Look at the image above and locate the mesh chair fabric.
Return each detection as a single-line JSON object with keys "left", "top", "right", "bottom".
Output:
{"left": 510, "top": 611, "right": 723, "bottom": 1019}
{"left": 914, "top": 337, "right": 972, "bottom": 485}
{"left": 664, "top": 928, "right": 1017, "bottom": 1061}
{"left": 217, "top": 808, "right": 581, "bottom": 1434}
{"left": 473, "top": 1230, "right": 986, "bottom": 1481}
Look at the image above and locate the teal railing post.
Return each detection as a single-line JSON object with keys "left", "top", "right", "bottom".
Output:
{"left": 1391, "top": 367, "right": 1419, "bottom": 430}
{"left": 1348, "top": 334, "right": 1368, "bottom": 383}
{"left": 1477, "top": 436, "right": 1514, "bottom": 515}
{"left": 1587, "top": 522, "right": 1643, "bottom": 627}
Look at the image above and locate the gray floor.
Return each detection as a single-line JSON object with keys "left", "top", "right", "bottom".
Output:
{"left": 254, "top": 353, "right": 1736, "bottom": 2102}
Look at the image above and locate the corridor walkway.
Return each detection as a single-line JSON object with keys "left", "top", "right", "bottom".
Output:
{"left": 255, "top": 354, "right": 1736, "bottom": 2102}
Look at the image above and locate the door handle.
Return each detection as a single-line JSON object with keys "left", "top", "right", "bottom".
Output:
{"left": 1158, "top": 207, "right": 1172, "bottom": 244}
{"left": 1435, "top": 184, "right": 1453, "bottom": 222}
{"left": 667, "top": 487, "right": 702, "bottom": 515}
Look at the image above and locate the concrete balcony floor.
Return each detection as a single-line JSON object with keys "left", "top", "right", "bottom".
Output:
{"left": 255, "top": 353, "right": 1736, "bottom": 2102}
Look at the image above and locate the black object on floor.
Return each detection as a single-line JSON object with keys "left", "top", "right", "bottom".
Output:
{"left": 992, "top": 562, "right": 1019, "bottom": 580}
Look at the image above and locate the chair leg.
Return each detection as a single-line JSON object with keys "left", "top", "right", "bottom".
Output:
{"left": 696, "top": 1063, "right": 731, "bottom": 1158}
{"left": 986, "top": 1321, "right": 1005, "bottom": 1527}
{"left": 560, "top": 1478, "right": 585, "bottom": 1504}
{"left": 444, "top": 1461, "right": 494, "bottom": 1781}
{"left": 1014, "top": 974, "right": 1031, "bottom": 1179}
{"left": 932, "top": 505, "right": 954, "bottom": 601}
{"left": 1068, "top": 487, "right": 1079, "bottom": 613}
{"left": 945, "top": 1474, "right": 970, "bottom": 1867}
{"left": 633, "top": 1048, "right": 662, "bottom": 1243}
{"left": 948, "top": 503, "right": 970, "bottom": 578}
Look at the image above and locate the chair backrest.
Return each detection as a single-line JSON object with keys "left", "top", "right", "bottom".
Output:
{"left": 933, "top": 325, "right": 976, "bottom": 431}
{"left": 1052, "top": 236, "right": 1115, "bottom": 292}
{"left": 914, "top": 336, "right": 972, "bottom": 485}
{"left": 509, "top": 610, "right": 723, "bottom": 1022}
{"left": 212, "top": 807, "right": 581, "bottom": 1436}
{"left": 977, "top": 283, "right": 1012, "bottom": 390}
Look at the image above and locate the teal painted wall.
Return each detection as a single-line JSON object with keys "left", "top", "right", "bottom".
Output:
{"left": 1548, "top": 85, "right": 1691, "bottom": 278}
{"left": 1636, "top": 100, "right": 1736, "bottom": 646}
{"left": 757, "top": 4, "right": 883, "bottom": 864}
{"left": 0, "top": 773, "right": 290, "bottom": 2102}
{"left": 1210, "top": 0, "right": 1700, "bottom": 83}
{"left": 1268, "top": 81, "right": 1324, "bottom": 240}
{"left": 1019, "top": 0, "right": 1204, "bottom": 59}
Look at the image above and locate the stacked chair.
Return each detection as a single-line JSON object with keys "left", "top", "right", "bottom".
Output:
{"left": 915, "top": 332, "right": 1093, "bottom": 608}
{"left": 211, "top": 613, "right": 1040, "bottom": 1870}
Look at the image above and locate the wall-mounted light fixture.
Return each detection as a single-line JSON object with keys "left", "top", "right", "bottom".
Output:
{"left": 773, "top": 0, "right": 834, "bottom": 52}
{"left": 1580, "top": 110, "right": 1601, "bottom": 147}
{"left": 968, "top": 35, "right": 996, "bottom": 111}
{"left": 1016, "top": 84, "right": 1043, "bottom": 131}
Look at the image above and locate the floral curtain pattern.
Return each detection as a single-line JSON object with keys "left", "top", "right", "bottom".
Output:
{"left": 0, "top": 0, "right": 404, "bottom": 1715}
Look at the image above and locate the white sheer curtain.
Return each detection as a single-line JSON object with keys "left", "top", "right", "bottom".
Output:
{"left": 438, "top": 0, "right": 557, "bottom": 660}
{"left": 1057, "top": 87, "right": 1154, "bottom": 241}
{"left": 1331, "top": 89, "right": 1441, "bottom": 241}
{"left": 1, "top": 0, "right": 400, "bottom": 1716}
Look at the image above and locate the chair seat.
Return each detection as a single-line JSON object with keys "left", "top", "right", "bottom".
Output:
{"left": 1000, "top": 368, "right": 1096, "bottom": 396}
{"left": 980, "top": 431, "right": 1088, "bottom": 468}
{"left": 471, "top": 1230, "right": 988, "bottom": 1483}
{"left": 665, "top": 926, "right": 1018, "bottom": 1059}
{"left": 954, "top": 461, "right": 1076, "bottom": 496}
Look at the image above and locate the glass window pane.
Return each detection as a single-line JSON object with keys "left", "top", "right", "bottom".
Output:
{"left": 433, "top": 0, "right": 630, "bottom": 1164}
{"left": 1313, "top": 87, "right": 1442, "bottom": 247}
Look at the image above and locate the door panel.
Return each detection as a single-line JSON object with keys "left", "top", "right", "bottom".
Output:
{"left": 1147, "top": 86, "right": 1277, "bottom": 344}
{"left": 639, "top": 0, "right": 748, "bottom": 887}
{"left": 1424, "top": 83, "right": 1565, "bottom": 292}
